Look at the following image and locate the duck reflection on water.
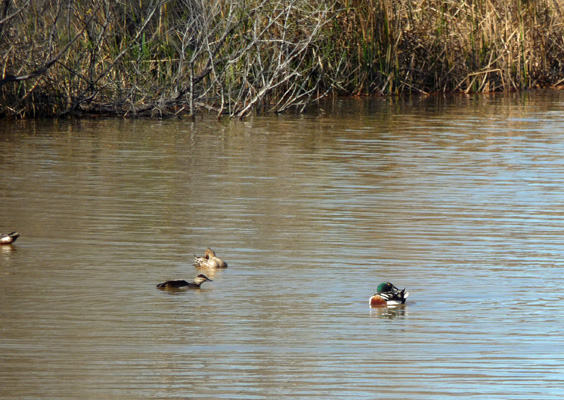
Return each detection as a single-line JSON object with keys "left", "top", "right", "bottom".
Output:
{"left": 370, "top": 304, "right": 408, "bottom": 319}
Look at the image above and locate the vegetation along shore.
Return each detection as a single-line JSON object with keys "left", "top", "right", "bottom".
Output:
{"left": 2, "top": 0, "right": 564, "bottom": 119}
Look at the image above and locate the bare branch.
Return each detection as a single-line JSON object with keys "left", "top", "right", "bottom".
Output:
{"left": 0, "top": 0, "right": 30, "bottom": 26}
{"left": 0, "top": 4, "right": 100, "bottom": 89}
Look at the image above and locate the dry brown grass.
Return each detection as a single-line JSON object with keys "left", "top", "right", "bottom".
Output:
{"left": 330, "top": 0, "right": 564, "bottom": 94}
{"left": 1, "top": 0, "right": 564, "bottom": 118}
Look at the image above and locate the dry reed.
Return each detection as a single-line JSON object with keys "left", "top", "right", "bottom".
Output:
{"left": 1, "top": 0, "right": 564, "bottom": 118}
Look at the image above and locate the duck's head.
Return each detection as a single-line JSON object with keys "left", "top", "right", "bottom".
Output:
{"left": 194, "top": 274, "right": 213, "bottom": 285}
{"left": 377, "top": 282, "right": 396, "bottom": 293}
{"left": 204, "top": 248, "right": 216, "bottom": 259}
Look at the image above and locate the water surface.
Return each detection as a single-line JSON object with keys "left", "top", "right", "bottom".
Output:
{"left": 1, "top": 92, "right": 564, "bottom": 399}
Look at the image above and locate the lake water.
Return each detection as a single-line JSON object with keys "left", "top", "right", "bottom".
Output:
{"left": 1, "top": 92, "right": 564, "bottom": 399}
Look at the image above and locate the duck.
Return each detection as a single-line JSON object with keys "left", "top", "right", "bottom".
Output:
{"left": 194, "top": 247, "right": 228, "bottom": 268}
{"left": 156, "top": 274, "right": 212, "bottom": 290}
{"left": 0, "top": 232, "right": 20, "bottom": 245}
{"left": 369, "top": 282, "right": 409, "bottom": 307}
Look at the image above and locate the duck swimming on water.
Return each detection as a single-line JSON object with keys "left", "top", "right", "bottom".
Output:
{"left": 0, "top": 232, "right": 20, "bottom": 245}
{"left": 156, "top": 274, "right": 212, "bottom": 290}
{"left": 194, "top": 247, "right": 228, "bottom": 268}
{"left": 369, "top": 282, "right": 409, "bottom": 307}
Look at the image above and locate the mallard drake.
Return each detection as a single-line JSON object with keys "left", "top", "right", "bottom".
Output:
{"left": 156, "top": 274, "right": 212, "bottom": 290}
{"left": 369, "top": 282, "right": 409, "bottom": 307}
{"left": 0, "top": 232, "right": 20, "bottom": 245}
{"left": 194, "top": 247, "right": 228, "bottom": 268}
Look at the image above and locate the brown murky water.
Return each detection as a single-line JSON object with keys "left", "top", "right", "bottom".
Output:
{"left": 1, "top": 92, "right": 564, "bottom": 399}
